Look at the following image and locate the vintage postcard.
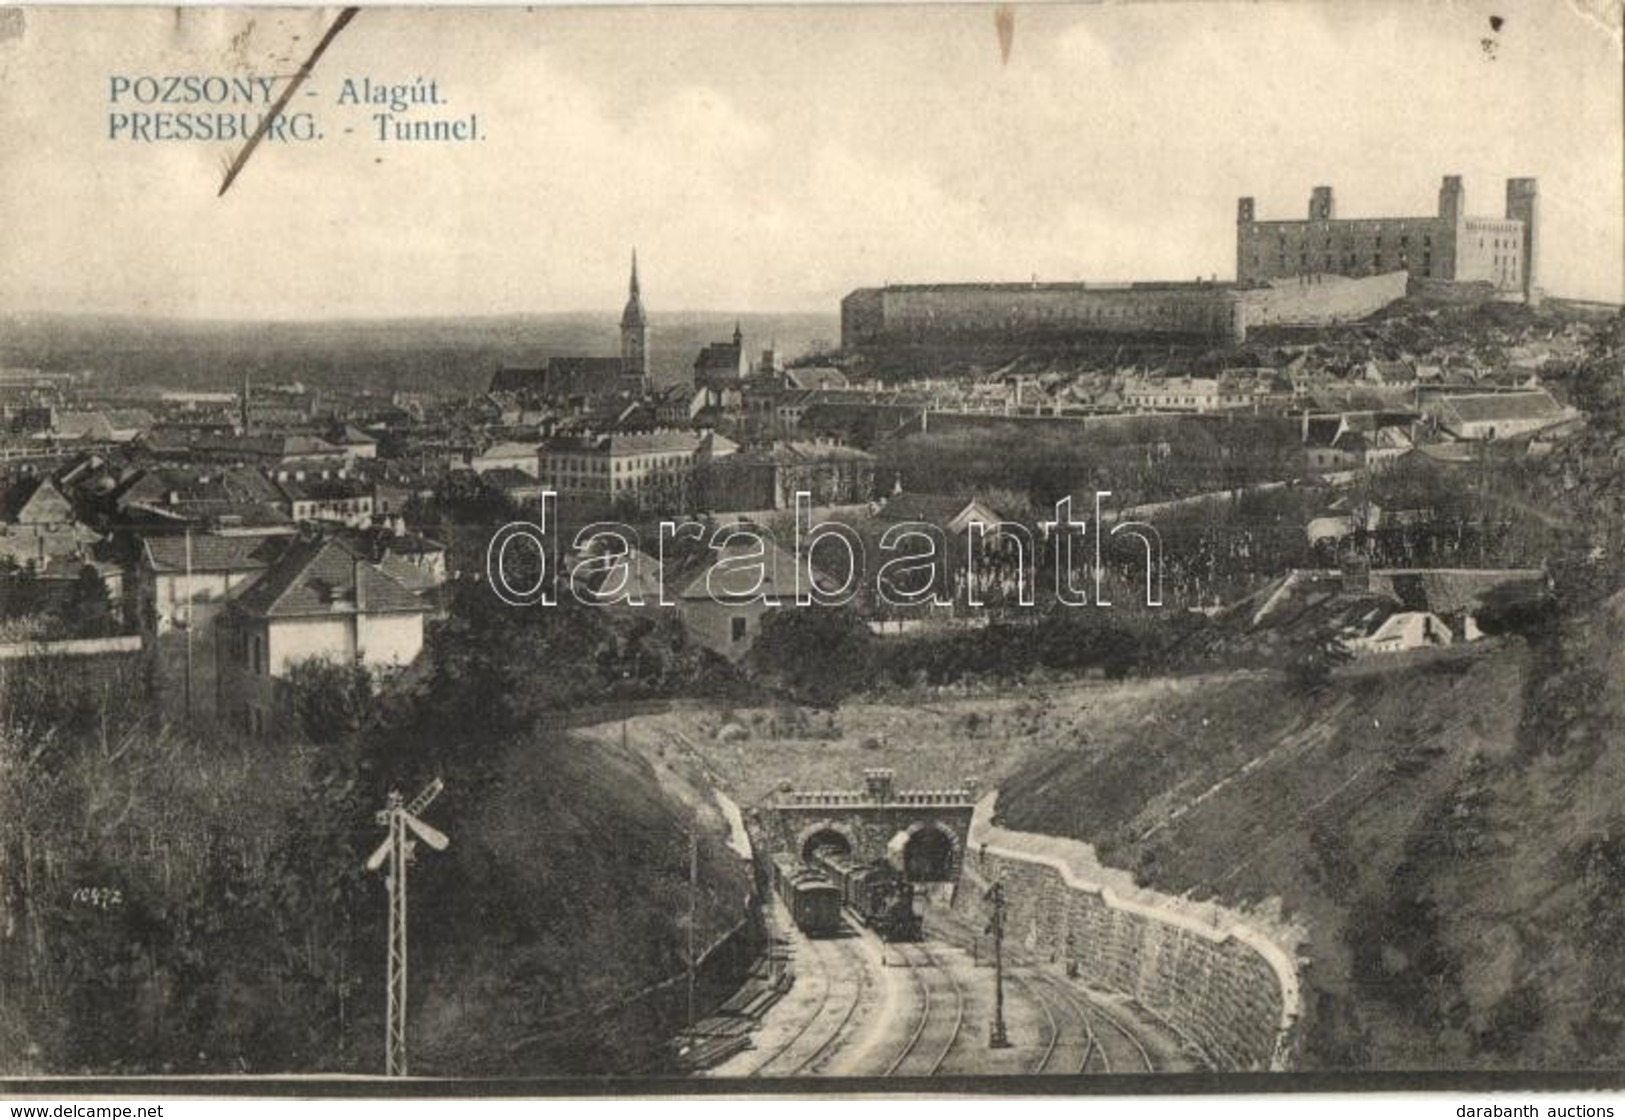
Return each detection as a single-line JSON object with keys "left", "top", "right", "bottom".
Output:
{"left": 0, "top": 0, "right": 1622, "bottom": 1098}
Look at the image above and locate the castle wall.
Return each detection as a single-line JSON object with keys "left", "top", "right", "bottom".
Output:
{"left": 841, "top": 283, "right": 1238, "bottom": 350}
{"left": 1237, "top": 270, "right": 1409, "bottom": 328}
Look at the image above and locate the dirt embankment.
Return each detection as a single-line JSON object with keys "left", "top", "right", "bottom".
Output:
{"left": 998, "top": 600, "right": 1625, "bottom": 1070}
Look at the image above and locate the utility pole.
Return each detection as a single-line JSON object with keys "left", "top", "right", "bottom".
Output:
{"left": 686, "top": 820, "right": 698, "bottom": 1035}
{"left": 366, "top": 778, "right": 449, "bottom": 1077}
{"left": 986, "top": 881, "right": 1010, "bottom": 1049}
{"left": 182, "top": 526, "right": 193, "bottom": 721}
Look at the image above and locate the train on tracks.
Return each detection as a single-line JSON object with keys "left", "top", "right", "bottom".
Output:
{"left": 769, "top": 853, "right": 844, "bottom": 937}
{"left": 810, "top": 848, "right": 921, "bottom": 942}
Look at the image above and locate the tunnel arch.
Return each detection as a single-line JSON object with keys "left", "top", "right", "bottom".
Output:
{"left": 894, "top": 820, "right": 960, "bottom": 881}
{"left": 797, "top": 821, "right": 856, "bottom": 864}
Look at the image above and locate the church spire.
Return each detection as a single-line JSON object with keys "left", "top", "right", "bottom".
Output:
{"left": 733, "top": 320, "right": 743, "bottom": 347}
{"left": 620, "top": 248, "right": 650, "bottom": 389}
{"left": 621, "top": 249, "right": 648, "bottom": 329}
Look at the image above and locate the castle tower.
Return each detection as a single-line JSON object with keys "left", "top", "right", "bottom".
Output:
{"left": 1438, "top": 174, "right": 1465, "bottom": 226}
{"left": 1236, "top": 197, "right": 1256, "bottom": 283}
{"left": 1506, "top": 178, "right": 1540, "bottom": 306}
{"left": 620, "top": 250, "right": 650, "bottom": 390}
{"left": 1309, "top": 186, "right": 1335, "bottom": 221}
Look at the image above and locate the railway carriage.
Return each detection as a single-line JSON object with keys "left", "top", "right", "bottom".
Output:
{"left": 770, "top": 854, "right": 843, "bottom": 937}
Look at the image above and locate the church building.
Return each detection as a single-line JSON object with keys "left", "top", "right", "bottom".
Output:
{"left": 490, "top": 252, "right": 653, "bottom": 400}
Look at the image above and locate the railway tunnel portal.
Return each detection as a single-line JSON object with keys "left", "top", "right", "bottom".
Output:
{"left": 767, "top": 769, "right": 977, "bottom": 881}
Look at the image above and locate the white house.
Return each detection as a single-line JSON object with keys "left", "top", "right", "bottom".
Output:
{"left": 218, "top": 537, "right": 427, "bottom": 734}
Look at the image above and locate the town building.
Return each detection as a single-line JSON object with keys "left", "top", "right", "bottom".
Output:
{"left": 697, "top": 439, "right": 877, "bottom": 512}
{"left": 274, "top": 474, "right": 375, "bottom": 527}
{"left": 218, "top": 536, "right": 428, "bottom": 734}
{"left": 490, "top": 254, "right": 651, "bottom": 403}
{"left": 694, "top": 324, "right": 747, "bottom": 390}
{"left": 665, "top": 533, "right": 835, "bottom": 659}
{"left": 0, "top": 475, "right": 98, "bottom": 570}
{"left": 538, "top": 429, "right": 736, "bottom": 508}
{"left": 1422, "top": 389, "right": 1573, "bottom": 441}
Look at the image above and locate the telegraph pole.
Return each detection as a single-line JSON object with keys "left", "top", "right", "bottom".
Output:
{"left": 986, "top": 881, "right": 1010, "bottom": 1048}
{"left": 366, "top": 779, "right": 449, "bottom": 1077}
{"left": 686, "top": 820, "right": 698, "bottom": 1034}
{"left": 182, "top": 526, "right": 193, "bottom": 721}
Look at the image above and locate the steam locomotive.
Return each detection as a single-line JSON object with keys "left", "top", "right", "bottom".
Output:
{"left": 809, "top": 848, "right": 921, "bottom": 943}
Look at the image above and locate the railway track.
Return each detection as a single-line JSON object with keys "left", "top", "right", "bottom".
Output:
{"left": 882, "top": 940, "right": 966, "bottom": 1076}
{"left": 749, "top": 927, "right": 870, "bottom": 1077}
{"left": 1010, "top": 970, "right": 1097, "bottom": 1074}
{"left": 1082, "top": 996, "right": 1156, "bottom": 1073}
{"left": 923, "top": 906, "right": 1155, "bottom": 1074}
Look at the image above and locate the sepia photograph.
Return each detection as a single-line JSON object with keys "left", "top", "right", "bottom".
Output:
{"left": 0, "top": 0, "right": 1622, "bottom": 1101}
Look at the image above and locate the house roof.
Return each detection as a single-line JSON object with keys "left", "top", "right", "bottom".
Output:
{"left": 475, "top": 441, "right": 541, "bottom": 460}
{"left": 543, "top": 430, "right": 701, "bottom": 456}
{"left": 142, "top": 532, "right": 288, "bottom": 574}
{"left": 670, "top": 534, "right": 837, "bottom": 601}
{"left": 233, "top": 537, "right": 427, "bottom": 619}
{"left": 0, "top": 477, "right": 73, "bottom": 524}
{"left": 877, "top": 492, "right": 1002, "bottom": 530}
{"left": 694, "top": 342, "right": 743, "bottom": 374}
{"left": 1434, "top": 390, "right": 1565, "bottom": 425}
{"left": 277, "top": 476, "right": 372, "bottom": 502}
{"left": 480, "top": 467, "right": 542, "bottom": 490}
{"left": 786, "top": 366, "right": 850, "bottom": 391}
{"left": 116, "top": 466, "right": 283, "bottom": 509}
{"left": 50, "top": 411, "right": 115, "bottom": 440}
{"left": 490, "top": 366, "right": 547, "bottom": 395}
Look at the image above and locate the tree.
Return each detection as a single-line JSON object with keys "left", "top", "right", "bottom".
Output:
{"left": 58, "top": 565, "right": 117, "bottom": 639}
{"left": 285, "top": 656, "right": 376, "bottom": 745}
{"left": 746, "top": 605, "right": 876, "bottom": 706}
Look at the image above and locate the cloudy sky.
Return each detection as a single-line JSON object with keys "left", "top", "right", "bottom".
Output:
{"left": 0, "top": 1, "right": 1619, "bottom": 319}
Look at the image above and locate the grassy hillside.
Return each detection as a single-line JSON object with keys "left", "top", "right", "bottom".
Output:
{"left": 996, "top": 604, "right": 1625, "bottom": 1070}
{"left": 409, "top": 728, "right": 752, "bottom": 1076}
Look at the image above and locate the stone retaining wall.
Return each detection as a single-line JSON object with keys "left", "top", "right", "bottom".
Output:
{"left": 958, "top": 796, "right": 1302, "bottom": 1071}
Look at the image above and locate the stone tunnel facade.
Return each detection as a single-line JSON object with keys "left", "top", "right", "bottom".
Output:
{"left": 761, "top": 769, "right": 977, "bottom": 881}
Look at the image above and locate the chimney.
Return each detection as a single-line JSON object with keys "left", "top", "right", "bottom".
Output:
{"left": 354, "top": 556, "right": 366, "bottom": 612}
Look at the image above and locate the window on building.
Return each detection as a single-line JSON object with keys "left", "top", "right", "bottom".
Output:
{"left": 731, "top": 616, "right": 748, "bottom": 644}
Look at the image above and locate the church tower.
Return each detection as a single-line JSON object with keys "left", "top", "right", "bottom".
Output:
{"left": 620, "top": 250, "right": 650, "bottom": 392}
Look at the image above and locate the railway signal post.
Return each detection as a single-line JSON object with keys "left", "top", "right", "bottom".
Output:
{"left": 986, "top": 880, "right": 1011, "bottom": 1049}
{"left": 366, "top": 778, "right": 450, "bottom": 1077}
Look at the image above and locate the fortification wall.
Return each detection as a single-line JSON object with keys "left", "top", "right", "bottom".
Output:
{"left": 957, "top": 795, "right": 1302, "bottom": 1071}
{"left": 841, "top": 283, "right": 1239, "bottom": 349}
{"left": 1237, "top": 271, "right": 1407, "bottom": 329}
{"left": 1408, "top": 277, "right": 1502, "bottom": 306}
